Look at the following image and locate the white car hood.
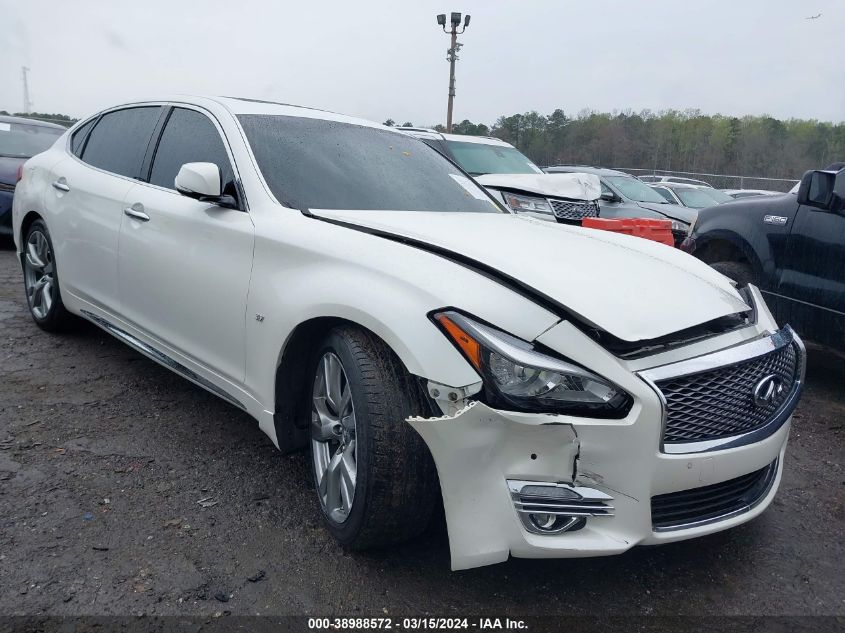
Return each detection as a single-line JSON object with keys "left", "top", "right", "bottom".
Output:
{"left": 476, "top": 173, "right": 601, "bottom": 201}
{"left": 310, "top": 210, "right": 750, "bottom": 342}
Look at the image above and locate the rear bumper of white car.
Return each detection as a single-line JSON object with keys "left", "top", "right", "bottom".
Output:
{"left": 409, "top": 310, "right": 803, "bottom": 570}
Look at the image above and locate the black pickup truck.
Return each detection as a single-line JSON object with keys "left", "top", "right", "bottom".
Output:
{"left": 683, "top": 164, "right": 845, "bottom": 353}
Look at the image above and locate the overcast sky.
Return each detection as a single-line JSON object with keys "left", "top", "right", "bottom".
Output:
{"left": 1, "top": 0, "right": 842, "bottom": 125}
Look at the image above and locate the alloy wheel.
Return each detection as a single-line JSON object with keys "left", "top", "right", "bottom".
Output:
{"left": 23, "top": 230, "right": 55, "bottom": 320}
{"left": 311, "top": 351, "right": 358, "bottom": 523}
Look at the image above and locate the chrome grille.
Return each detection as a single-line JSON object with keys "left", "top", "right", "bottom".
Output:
{"left": 651, "top": 459, "right": 778, "bottom": 531}
{"left": 549, "top": 199, "right": 599, "bottom": 221}
{"left": 655, "top": 342, "right": 798, "bottom": 444}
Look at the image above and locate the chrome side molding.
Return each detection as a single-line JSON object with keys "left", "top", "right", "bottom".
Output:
{"left": 80, "top": 310, "right": 246, "bottom": 411}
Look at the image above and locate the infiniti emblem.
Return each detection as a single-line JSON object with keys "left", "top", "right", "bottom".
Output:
{"left": 753, "top": 374, "right": 783, "bottom": 407}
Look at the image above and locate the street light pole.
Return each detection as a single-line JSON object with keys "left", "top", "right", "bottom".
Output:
{"left": 436, "top": 12, "right": 470, "bottom": 133}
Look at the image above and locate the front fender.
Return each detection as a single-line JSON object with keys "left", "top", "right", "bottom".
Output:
{"left": 243, "top": 213, "right": 561, "bottom": 433}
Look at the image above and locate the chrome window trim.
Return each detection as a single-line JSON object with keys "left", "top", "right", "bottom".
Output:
{"left": 639, "top": 325, "right": 805, "bottom": 454}
{"left": 64, "top": 100, "right": 250, "bottom": 212}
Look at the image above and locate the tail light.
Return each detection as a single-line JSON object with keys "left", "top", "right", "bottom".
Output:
{"left": 16, "top": 165, "right": 24, "bottom": 183}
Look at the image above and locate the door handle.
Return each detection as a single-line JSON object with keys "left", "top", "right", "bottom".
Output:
{"left": 123, "top": 204, "right": 150, "bottom": 222}
{"left": 51, "top": 178, "right": 70, "bottom": 192}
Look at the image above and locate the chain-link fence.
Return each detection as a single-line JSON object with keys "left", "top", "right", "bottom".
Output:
{"left": 614, "top": 168, "right": 799, "bottom": 192}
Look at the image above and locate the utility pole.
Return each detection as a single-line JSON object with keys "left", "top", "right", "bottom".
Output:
{"left": 436, "top": 12, "right": 470, "bottom": 133}
{"left": 21, "top": 66, "right": 33, "bottom": 114}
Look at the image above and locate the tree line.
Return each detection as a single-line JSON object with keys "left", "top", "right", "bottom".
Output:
{"left": 1, "top": 111, "right": 77, "bottom": 127}
{"left": 386, "top": 109, "right": 845, "bottom": 187}
{"left": 7, "top": 107, "right": 842, "bottom": 185}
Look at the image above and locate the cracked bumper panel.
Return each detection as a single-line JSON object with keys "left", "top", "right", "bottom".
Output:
{"left": 410, "top": 314, "right": 791, "bottom": 571}
{"left": 410, "top": 400, "right": 789, "bottom": 570}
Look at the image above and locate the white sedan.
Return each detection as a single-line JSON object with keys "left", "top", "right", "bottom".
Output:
{"left": 12, "top": 96, "right": 804, "bottom": 570}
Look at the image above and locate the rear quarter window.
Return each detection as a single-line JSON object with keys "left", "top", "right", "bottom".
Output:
{"left": 70, "top": 118, "right": 96, "bottom": 157}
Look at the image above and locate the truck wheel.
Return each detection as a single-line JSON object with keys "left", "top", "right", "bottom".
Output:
{"left": 308, "top": 325, "right": 438, "bottom": 549}
{"left": 711, "top": 261, "right": 755, "bottom": 287}
{"left": 22, "top": 219, "right": 74, "bottom": 332}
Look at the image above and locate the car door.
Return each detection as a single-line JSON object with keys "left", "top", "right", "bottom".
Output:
{"left": 117, "top": 106, "right": 255, "bottom": 384}
{"left": 49, "top": 106, "right": 162, "bottom": 311}
{"left": 778, "top": 199, "right": 845, "bottom": 349}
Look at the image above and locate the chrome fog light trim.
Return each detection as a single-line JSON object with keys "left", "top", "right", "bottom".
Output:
{"left": 507, "top": 480, "right": 614, "bottom": 535}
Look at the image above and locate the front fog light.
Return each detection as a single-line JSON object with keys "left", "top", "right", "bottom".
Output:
{"left": 509, "top": 480, "right": 615, "bottom": 536}
{"left": 528, "top": 514, "right": 585, "bottom": 534}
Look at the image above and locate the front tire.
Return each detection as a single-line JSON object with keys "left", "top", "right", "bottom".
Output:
{"left": 308, "top": 325, "right": 438, "bottom": 549}
{"left": 22, "top": 219, "right": 73, "bottom": 332}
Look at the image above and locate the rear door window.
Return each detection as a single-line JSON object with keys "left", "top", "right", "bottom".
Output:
{"left": 148, "top": 108, "right": 236, "bottom": 196}
{"left": 81, "top": 106, "right": 161, "bottom": 178}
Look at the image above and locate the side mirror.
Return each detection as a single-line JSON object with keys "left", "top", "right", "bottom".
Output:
{"left": 174, "top": 162, "right": 238, "bottom": 209}
{"left": 797, "top": 169, "right": 845, "bottom": 213}
{"left": 600, "top": 191, "right": 619, "bottom": 203}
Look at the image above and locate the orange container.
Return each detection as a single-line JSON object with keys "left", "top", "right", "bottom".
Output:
{"left": 582, "top": 217, "right": 675, "bottom": 247}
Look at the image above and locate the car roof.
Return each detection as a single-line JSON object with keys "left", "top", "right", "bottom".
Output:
{"left": 721, "top": 188, "right": 780, "bottom": 195}
{"left": 650, "top": 182, "right": 707, "bottom": 190}
{"left": 545, "top": 165, "right": 631, "bottom": 177}
{"left": 96, "top": 95, "right": 398, "bottom": 134}
{"left": 0, "top": 114, "right": 66, "bottom": 130}
{"left": 397, "top": 127, "right": 516, "bottom": 148}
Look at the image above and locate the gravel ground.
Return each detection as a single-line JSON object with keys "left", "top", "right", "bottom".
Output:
{"left": 0, "top": 243, "right": 843, "bottom": 618}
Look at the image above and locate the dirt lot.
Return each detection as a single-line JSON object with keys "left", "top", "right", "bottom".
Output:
{"left": 0, "top": 244, "right": 843, "bottom": 619}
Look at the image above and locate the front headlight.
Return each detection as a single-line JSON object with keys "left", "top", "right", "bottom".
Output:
{"left": 670, "top": 220, "right": 689, "bottom": 234}
{"left": 502, "top": 192, "right": 553, "bottom": 214}
{"left": 433, "top": 311, "right": 632, "bottom": 418}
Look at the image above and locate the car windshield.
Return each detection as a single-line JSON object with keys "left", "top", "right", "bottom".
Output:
{"left": 653, "top": 187, "right": 676, "bottom": 203}
{"left": 238, "top": 115, "right": 503, "bottom": 213}
{"left": 0, "top": 120, "right": 64, "bottom": 158}
{"left": 606, "top": 176, "right": 669, "bottom": 203}
{"left": 445, "top": 140, "right": 543, "bottom": 176}
{"left": 675, "top": 188, "right": 723, "bottom": 208}
{"left": 700, "top": 188, "right": 733, "bottom": 203}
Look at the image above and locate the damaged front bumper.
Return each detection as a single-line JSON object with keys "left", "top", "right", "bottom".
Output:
{"left": 409, "top": 400, "right": 788, "bottom": 570}
{"left": 408, "top": 289, "right": 799, "bottom": 570}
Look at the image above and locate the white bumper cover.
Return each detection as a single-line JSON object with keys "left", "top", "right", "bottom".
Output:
{"left": 410, "top": 401, "right": 789, "bottom": 570}
{"left": 409, "top": 289, "right": 797, "bottom": 570}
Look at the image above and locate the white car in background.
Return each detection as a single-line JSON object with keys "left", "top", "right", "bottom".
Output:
{"left": 13, "top": 96, "right": 804, "bottom": 570}
{"left": 722, "top": 188, "right": 784, "bottom": 199}
{"left": 639, "top": 174, "right": 714, "bottom": 187}
{"left": 650, "top": 182, "right": 735, "bottom": 208}
{"left": 398, "top": 128, "right": 601, "bottom": 224}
